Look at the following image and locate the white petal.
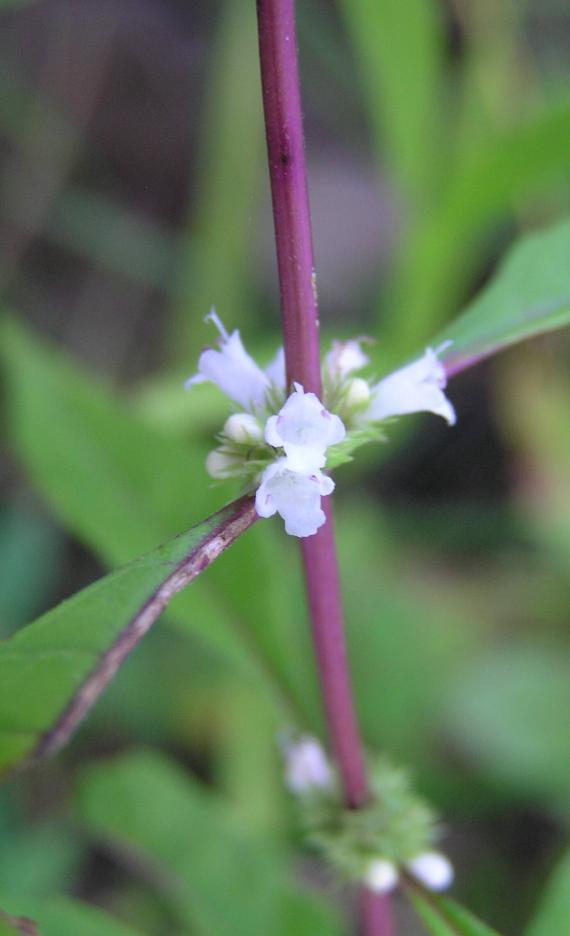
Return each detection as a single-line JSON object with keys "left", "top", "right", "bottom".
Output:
{"left": 255, "top": 460, "right": 334, "bottom": 538}
{"left": 407, "top": 852, "right": 454, "bottom": 891}
{"left": 185, "top": 312, "right": 269, "bottom": 410}
{"left": 325, "top": 339, "right": 369, "bottom": 379}
{"left": 265, "top": 346, "right": 286, "bottom": 389}
{"left": 367, "top": 348, "right": 456, "bottom": 425}
{"left": 265, "top": 384, "right": 346, "bottom": 473}
{"left": 364, "top": 860, "right": 399, "bottom": 894}
{"left": 284, "top": 736, "right": 332, "bottom": 794}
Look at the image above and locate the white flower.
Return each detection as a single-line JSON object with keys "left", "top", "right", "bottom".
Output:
{"left": 364, "top": 859, "right": 399, "bottom": 894}
{"left": 407, "top": 852, "right": 454, "bottom": 892}
{"left": 265, "top": 383, "right": 346, "bottom": 473}
{"left": 255, "top": 459, "right": 334, "bottom": 537}
{"left": 366, "top": 347, "right": 456, "bottom": 426}
{"left": 325, "top": 339, "right": 369, "bottom": 380}
{"left": 185, "top": 310, "right": 284, "bottom": 411}
{"left": 283, "top": 735, "right": 333, "bottom": 794}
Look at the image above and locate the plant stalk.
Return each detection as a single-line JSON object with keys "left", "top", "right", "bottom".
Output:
{"left": 256, "top": 2, "right": 393, "bottom": 933}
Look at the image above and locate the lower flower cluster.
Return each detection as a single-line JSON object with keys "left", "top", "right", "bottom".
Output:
{"left": 282, "top": 735, "right": 454, "bottom": 896}
{"left": 186, "top": 312, "right": 456, "bottom": 537}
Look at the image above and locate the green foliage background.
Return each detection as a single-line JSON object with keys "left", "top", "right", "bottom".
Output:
{"left": 2, "top": 1, "right": 570, "bottom": 934}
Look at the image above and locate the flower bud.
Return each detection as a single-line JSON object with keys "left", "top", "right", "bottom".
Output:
{"left": 205, "top": 448, "right": 241, "bottom": 479}
{"left": 223, "top": 412, "right": 263, "bottom": 444}
{"left": 364, "top": 859, "right": 399, "bottom": 894}
{"left": 407, "top": 851, "right": 454, "bottom": 891}
{"left": 345, "top": 377, "right": 371, "bottom": 409}
{"left": 284, "top": 735, "right": 333, "bottom": 794}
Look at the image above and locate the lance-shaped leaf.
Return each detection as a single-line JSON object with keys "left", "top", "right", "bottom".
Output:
{"left": 0, "top": 496, "right": 256, "bottom": 777}
{"left": 435, "top": 217, "right": 570, "bottom": 377}
{"left": 407, "top": 886, "right": 504, "bottom": 936}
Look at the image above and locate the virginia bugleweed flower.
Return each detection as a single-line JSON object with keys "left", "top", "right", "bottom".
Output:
{"left": 185, "top": 312, "right": 456, "bottom": 537}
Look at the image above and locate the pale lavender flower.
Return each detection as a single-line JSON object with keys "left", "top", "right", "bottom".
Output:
{"left": 265, "top": 383, "right": 345, "bottom": 473}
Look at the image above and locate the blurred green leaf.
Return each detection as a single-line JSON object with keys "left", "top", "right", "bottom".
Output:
{"left": 387, "top": 101, "right": 570, "bottom": 354}
{"left": 77, "top": 749, "right": 341, "bottom": 936}
{"left": 173, "top": 0, "right": 263, "bottom": 358}
{"left": 0, "top": 897, "right": 143, "bottom": 936}
{"left": 337, "top": 504, "right": 474, "bottom": 758}
{"left": 339, "top": 0, "right": 445, "bottom": 206}
{"left": 0, "top": 316, "right": 262, "bottom": 669}
{"left": 0, "top": 317, "right": 216, "bottom": 565}
{"left": 443, "top": 646, "right": 570, "bottom": 807}
{"left": 409, "top": 889, "right": 503, "bottom": 935}
{"left": 0, "top": 507, "right": 62, "bottom": 638}
{"left": 0, "top": 822, "right": 80, "bottom": 897}
{"left": 436, "top": 217, "right": 570, "bottom": 375}
{"left": 0, "top": 496, "right": 255, "bottom": 776}
{"left": 526, "top": 849, "right": 570, "bottom": 936}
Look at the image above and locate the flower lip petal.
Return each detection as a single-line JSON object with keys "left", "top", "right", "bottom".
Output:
{"left": 255, "top": 459, "right": 335, "bottom": 538}
{"left": 264, "top": 383, "right": 346, "bottom": 471}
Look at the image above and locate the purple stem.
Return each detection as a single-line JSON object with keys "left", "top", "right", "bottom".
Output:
{"left": 359, "top": 887, "right": 395, "bottom": 936}
{"left": 256, "top": 2, "right": 392, "bottom": 933}
{"left": 256, "top": 0, "right": 321, "bottom": 395}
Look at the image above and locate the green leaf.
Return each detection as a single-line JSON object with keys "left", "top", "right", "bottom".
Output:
{"left": 386, "top": 100, "right": 570, "bottom": 355}
{"left": 76, "top": 750, "right": 307, "bottom": 936}
{"left": 408, "top": 889, "right": 503, "bottom": 936}
{"left": 0, "top": 822, "right": 81, "bottom": 897}
{"left": 526, "top": 849, "right": 570, "bottom": 936}
{"left": 437, "top": 217, "right": 570, "bottom": 376}
{"left": 0, "top": 316, "right": 217, "bottom": 565}
{"left": 0, "top": 316, "right": 266, "bottom": 677}
{"left": 0, "top": 507, "right": 62, "bottom": 638}
{"left": 0, "top": 496, "right": 256, "bottom": 776}
{"left": 443, "top": 646, "right": 570, "bottom": 807}
{"left": 0, "top": 897, "right": 143, "bottom": 936}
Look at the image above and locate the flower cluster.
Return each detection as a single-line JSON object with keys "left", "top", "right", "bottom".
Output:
{"left": 282, "top": 735, "right": 454, "bottom": 895}
{"left": 186, "top": 312, "right": 456, "bottom": 537}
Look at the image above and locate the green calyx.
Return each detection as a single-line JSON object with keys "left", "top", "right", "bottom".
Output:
{"left": 298, "top": 757, "right": 439, "bottom": 882}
